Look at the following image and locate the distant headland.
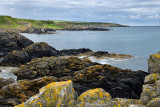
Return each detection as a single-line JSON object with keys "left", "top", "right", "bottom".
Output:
{"left": 0, "top": 16, "right": 129, "bottom": 34}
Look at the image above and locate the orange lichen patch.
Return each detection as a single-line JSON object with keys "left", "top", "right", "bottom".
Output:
{"left": 78, "top": 88, "right": 112, "bottom": 103}
{"left": 14, "top": 102, "right": 25, "bottom": 107}
{"left": 155, "top": 54, "right": 160, "bottom": 59}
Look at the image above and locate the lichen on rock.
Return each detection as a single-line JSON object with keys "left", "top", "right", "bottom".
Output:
{"left": 76, "top": 88, "right": 118, "bottom": 107}
{"left": 15, "top": 80, "right": 76, "bottom": 107}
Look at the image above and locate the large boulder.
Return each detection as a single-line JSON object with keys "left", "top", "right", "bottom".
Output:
{"left": 148, "top": 52, "right": 160, "bottom": 74}
{"left": 76, "top": 88, "right": 118, "bottom": 107}
{"left": 14, "top": 57, "right": 94, "bottom": 80}
{"left": 1, "top": 42, "right": 58, "bottom": 66}
{"left": 15, "top": 80, "right": 76, "bottom": 107}
{"left": 24, "top": 42, "right": 58, "bottom": 59}
{"left": 73, "top": 64, "right": 148, "bottom": 99}
{"left": 0, "top": 76, "right": 58, "bottom": 106}
{"left": 140, "top": 73, "right": 160, "bottom": 105}
{"left": 0, "top": 30, "right": 33, "bottom": 57}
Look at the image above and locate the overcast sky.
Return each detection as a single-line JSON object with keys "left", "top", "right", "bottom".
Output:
{"left": 0, "top": 0, "right": 160, "bottom": 26}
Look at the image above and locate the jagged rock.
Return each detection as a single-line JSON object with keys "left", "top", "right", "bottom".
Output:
{"left": 0, "top": 31, "right": 33, "bottom": 57}
{"left": 140, "top": 84, "right": 156, "bottom": 105}
{"left": 73, "top": 64, "right": 148, "bottom": 99}
{"left": 14, "top": 57, "right": 94, "bottom": 80}
{"left": 15, "top": 80, "right": 76, "bottom": 107}
{"left": 0, "top": 76, "right": 58, "bottom": 106}
{"left": 146, "top": 98, "right": 160, "bottom": 107}
{"left": 0, "top": 78, "right": 15, "bottom": 89}
{"left": 144, "top": 73, "right": 160, "bottom": 84}
{"left": 148, "top": 52, "right": 160, "bottom": 74}
{"left": 1, "top": 42, "right": 58, "bottom": 66}
{"left": 58, "top": 48, "right": 92, "bottom": 56}
{"left": 76, "top": 88, "right": 118, "bottom": 107}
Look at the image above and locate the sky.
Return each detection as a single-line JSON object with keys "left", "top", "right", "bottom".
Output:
{"left": 0, "top": 0, "right": 160, "bottom": 26}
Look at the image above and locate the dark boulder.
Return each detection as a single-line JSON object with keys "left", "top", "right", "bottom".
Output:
{"left": 91, "top": 51, "right": 109, "bottom": 57}
{"left": 72, "top": 64, "right": 149, "bottom": 99}
{"left": 58, "top": 48, "right": 92, "bottom": 56}
{"left": 1, "top": 42, "right": 58, "bottom": 66}
{"left": 0, "top": 30, "right": 33, "bottom": 57}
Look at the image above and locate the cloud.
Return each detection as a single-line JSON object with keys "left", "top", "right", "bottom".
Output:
{"left": 129, "top": 15, "right": 141, "bottom": 19}
{"left": 0, "top": 0, "right": 160, "bottom": 25}
{"left": 147, "top": 14, "right": 160, "bottom": 19}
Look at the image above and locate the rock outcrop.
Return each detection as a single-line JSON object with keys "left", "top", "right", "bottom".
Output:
{"left": 73, "top": 64, "right": 148, "bottom": 99}
{"left": 14, "top": 57, "right": 94, "bottom": 80}
{"left": 138, "top": 51, "right": 160, "bottom": 107}
{"left": 58, "top": 48, "right": 92, "bottom": 56}
{"left": 0, "top": 30, "right": 33, "bottom": 57}
{"left": 148, "top": 52, "right": 160, "bottom": 74}
{"left": 15, "top": 80, "right": 76, "bottom": 107}
{"left": 1, "top": 42, "right": 58, "bottom": 66}
{"left": 14, "top": 56, "right": 147, "bottom": 99}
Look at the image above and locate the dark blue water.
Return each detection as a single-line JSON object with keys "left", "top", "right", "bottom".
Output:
{"left": 22, "top": 26, "right": 160, "bottom": 72}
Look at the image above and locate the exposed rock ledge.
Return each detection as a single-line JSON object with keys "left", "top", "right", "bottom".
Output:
{"left": 0, "top": 42, "right": 132, "bottom": 66}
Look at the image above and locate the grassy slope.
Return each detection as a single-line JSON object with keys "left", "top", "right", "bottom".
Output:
{"left": 0, "top": 16, "right": 127, "bottom": 30}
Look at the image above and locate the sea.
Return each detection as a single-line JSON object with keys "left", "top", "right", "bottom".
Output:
{"left": 1, "top": 26, "right": 160, "bottom": 80}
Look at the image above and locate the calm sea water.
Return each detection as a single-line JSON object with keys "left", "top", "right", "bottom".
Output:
{"left": 22, "top": 26, "right": 160, "bottom": 72}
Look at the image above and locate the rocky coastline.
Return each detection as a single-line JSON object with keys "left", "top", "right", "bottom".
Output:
{"left": 0, "top": 30, "right": 160, "bottom": 107}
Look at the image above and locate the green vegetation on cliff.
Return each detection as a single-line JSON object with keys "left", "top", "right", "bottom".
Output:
{"left": 0, "top": 16, "right": 128, "bottom": 31}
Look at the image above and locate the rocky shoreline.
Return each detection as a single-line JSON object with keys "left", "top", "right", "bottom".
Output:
{"left": 0, "top": 30, "right": 160, "bottom": 107}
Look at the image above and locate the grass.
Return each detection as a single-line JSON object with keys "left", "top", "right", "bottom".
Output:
{"left": 0, "top": 16, "right": 127, "bottom": 30}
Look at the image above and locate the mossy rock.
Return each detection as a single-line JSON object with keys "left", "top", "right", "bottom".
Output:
{"left": 0, "top": 76, "right": 58, "bottom": 104}
{"left": 14, "top": 57, "right": 94, "bottom": 80}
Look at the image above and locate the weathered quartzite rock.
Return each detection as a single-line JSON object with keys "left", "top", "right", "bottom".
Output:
{"left": 140, "top": 73, "right": 160, "bottom": 105}
{"left": 148, "top": 52, "right": 160, "bottom": 74}
{"left": 0, "top": 76, "right": 58, "bottom": 106}
{"left": 15, "top": 80, "right": 76, "bottom": 107}
{"left": 76, "top": 88, "right": 118, "bottom": 107}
